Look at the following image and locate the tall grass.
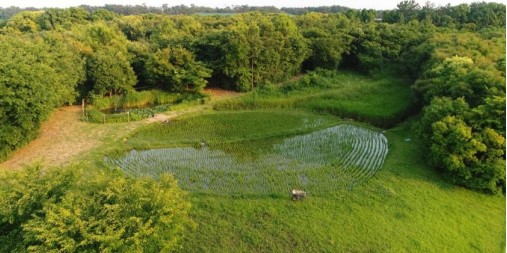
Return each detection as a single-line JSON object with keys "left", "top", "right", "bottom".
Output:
{"left": 214, "top": 70, "right": 415, "bottom": 128}
{"left": 90, "top": 90, "right": 181, "bottom": 111}
{"left": 85, "top": 104, "right": 171, "bottom": 123}
{"left": 85, "top": 91, "right": 206, "bottom": 124}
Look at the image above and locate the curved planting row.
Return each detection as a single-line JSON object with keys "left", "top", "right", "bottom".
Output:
{"left": 106, "top": 124, "right": 388, "bottom": 196}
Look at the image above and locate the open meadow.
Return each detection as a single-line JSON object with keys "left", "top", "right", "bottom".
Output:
{"left": 105, "top": 110, "right": 505, "bottom": 252}
{"left": 2, "top": 70, "right": 504, "bottom": 252}
{"left": 96, "top": 75, "right": 502, "bottom": 252}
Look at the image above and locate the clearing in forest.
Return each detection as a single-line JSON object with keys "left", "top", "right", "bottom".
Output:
{"left": 0, "top": 88, "right": 240, "bottom": 169}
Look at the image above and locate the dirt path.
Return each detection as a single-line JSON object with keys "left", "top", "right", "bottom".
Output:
{"left": 0, "top": 88, "right": 241, "bottom": 170}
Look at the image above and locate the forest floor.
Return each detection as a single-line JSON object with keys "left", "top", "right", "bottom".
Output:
{"left": 0, "top": 88, "right": 241, "bottom": 170}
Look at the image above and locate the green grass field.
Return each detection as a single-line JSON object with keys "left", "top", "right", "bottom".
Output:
{"left": 214, "top": 70, "right": 415, "bottom": 128}
{"left": 174, "top": 122, "right": 505, "bottom": 253}
{"left": 106, "top": 111, "right": 505, "bottom": 252}
{"left": 125, "top": 111, "right": 339, "bottom": 149}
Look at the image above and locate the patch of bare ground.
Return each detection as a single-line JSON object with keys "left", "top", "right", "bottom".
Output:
{"left": 0, "top": 88, "right": 241, "bottom": 170}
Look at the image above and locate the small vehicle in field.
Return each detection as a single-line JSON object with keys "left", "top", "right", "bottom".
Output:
{"left": 291, "top": 189, "right": 306, "bottom": 200}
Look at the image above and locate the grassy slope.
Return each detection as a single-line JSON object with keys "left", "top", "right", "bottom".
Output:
{"left": 176, "top": 121, "right": 505, "bottom": 252}
{"left": 214, "top": 70, "right": 414, "bottom": 127}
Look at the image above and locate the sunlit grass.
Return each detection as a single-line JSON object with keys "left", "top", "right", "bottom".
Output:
{"left": 214, "top": 70, "right": 415, "bottom": 127}
{"left": 176, "top": 122, "right": 505, "bottom": 253}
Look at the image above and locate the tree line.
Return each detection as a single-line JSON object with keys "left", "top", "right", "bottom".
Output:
{"left": 0, "top": 3, "right": 505, "bottom": 191}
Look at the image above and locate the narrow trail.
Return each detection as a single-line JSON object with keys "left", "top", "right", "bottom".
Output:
{"left": 0, "top": 88, "right": 241, "bottom": 170}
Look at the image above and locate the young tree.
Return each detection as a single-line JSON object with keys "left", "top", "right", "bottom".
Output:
{"left": 87, "top": 47, "right": 137, "bottom": 97}
{"left": 146, "top": 47, "right": 211, "bottom": 92}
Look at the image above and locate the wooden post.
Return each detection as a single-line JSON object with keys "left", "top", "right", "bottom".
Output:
{"left": 81, "top": 99, "right": 85, "bottom": 117}
{"left": 127, "top": 111, "right": 130, "bottom": 123}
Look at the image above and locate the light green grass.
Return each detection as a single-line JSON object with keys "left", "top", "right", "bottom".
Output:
{"left": 108, "top": 110, "right": 505, "bottom": 252}
{"left": 214, "top": 70, "right": 415, "bottom": 128}
{"left": 174, "top": 121, "right": 505, "bottom": 253}
{"left": 125, "top": 111, "right": 339, "bottom": 149}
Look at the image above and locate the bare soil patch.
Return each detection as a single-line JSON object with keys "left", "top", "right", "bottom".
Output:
{"left": 0, "top": 89, "right": 242, "bottom": 170}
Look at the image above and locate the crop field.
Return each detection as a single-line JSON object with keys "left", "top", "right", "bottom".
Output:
{"left": 107, "top": 124, "right": 388, "bottom": 196}
{"left": 125, "top": 111, "right": 338, "bottom": 149}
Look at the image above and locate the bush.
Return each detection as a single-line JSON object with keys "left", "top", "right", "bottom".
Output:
{"left": 0, "top": 165, "right": 193, "bottom": 252}
{"left": 89, "top": 90, "right": 180, "bottom": 111}
{"left": 85, "top": 104, "right": 171, "bottom": 123}
{"left": 84, "top": 90, "right": 207, "bottom": 124}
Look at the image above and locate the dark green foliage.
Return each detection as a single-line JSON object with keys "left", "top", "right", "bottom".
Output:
{"left": 414, "top": 36, "right": 506, "bottom": 193}
{"left": 194, "top": 13, "right": 309, "bottom": 91}
{"left": 37, "top": 7, "right": 90, "bottom": 30}
{"left": 296, "top": 13, "right": 353, "bottom": 70}
{"left": 344, "top": 21, "right": 427, "bottom": 74}
{"left": 0, "top": 34, "right": 85, "bottom": 161}
{"left": 383, "top": 2, "right": 505, "bottom": 29}
{"left": 421, "top": 103, "right": 506, "bottom": 193}
{"left": 414, "top": 56, "right": 505, "bottom": 107}
{"left": 87, "top": 47, "right": 137, "bottom": 97}
{"left": 146, "top": 47, "right": 211, "bottom": 92}
{"left": 418, "top": 96, "right": 506, "bottom": 193}
{"left": 0, "top": 166, "right": 192, "bottom": 252}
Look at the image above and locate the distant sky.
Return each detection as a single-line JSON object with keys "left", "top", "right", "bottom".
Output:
{"left": 0, "top": 0, "right": 503, "bottom": 10}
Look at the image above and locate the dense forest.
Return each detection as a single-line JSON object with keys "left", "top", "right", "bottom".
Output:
{"left": 0, "top": 1, "right": 505, "bottom": 251}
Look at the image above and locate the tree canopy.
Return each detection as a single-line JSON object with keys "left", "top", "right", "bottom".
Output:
{"left": 0, "top": 166, "right": 193, "bottom": 252}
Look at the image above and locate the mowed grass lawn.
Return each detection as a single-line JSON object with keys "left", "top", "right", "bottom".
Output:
{"left": 174, "top": 121, "right": 505, "bottom": 252}
{"left": 117, "top": 111, "right": 505, "bottom": 252}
